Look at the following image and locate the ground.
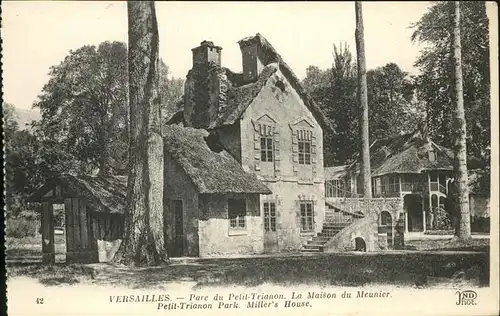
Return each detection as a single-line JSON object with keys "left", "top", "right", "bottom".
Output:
{"left": 6, "top": 234, "right": 490, "bottom": 289}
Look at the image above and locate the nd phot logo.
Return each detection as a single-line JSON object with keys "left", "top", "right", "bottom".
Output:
{"left": 456, "top": 290, "right": 478, "bottom": 306}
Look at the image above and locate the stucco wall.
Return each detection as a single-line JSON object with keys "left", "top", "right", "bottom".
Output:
{"left": 240, "top": 68, "right": 325, "bottom": 183}
{"left": 262, "top": 182, "right": 325, "bottom": 251}
{"left": 198, "top": 193, "right": 263, "bottom": 257}
{"left": 238, "top": 68, "right": 326, "bottom": 252}
{"left": 163, "top": 152, "right": 200, "bottom": 257}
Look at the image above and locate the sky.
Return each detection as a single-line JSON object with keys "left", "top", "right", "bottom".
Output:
{"left": 2, "top": 1, "right": 435, "bottom": 110}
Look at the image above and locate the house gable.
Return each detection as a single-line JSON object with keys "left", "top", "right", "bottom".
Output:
{"left": 240, "top": 67, "right": 324, "bottom": 183}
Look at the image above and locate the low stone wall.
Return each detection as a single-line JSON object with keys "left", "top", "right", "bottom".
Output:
{"left": 324, "top": 198, "right": 404, "bottom": 252}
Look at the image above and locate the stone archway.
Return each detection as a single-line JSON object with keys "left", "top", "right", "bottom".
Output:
{"left": 354, "top": 237, "right": 366, "bottom": 252}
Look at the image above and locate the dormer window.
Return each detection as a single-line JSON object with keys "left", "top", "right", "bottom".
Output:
{"left": 429, "top": 148, "right": 437, "bottom": 161}
{"left": 275, "top": 79, "right": 286, "bottom": 93}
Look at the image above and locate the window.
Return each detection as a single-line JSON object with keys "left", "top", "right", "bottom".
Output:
{"left": 260, "top": 136, "right": 274, "bottom": 162}
{"left": 380, "top": 211, "right": 392, "bottom": 226}
{"left": 263, "top": 202, "right": 277, "bottom": 232}
{"left": 228, "top": 199, "right": 246, "bottom": 229}
{"left": 300, "top": 202, "right": 314, "bottom": 232}
{"left": 298, "top": 139, "right": 311, "bottom": 165}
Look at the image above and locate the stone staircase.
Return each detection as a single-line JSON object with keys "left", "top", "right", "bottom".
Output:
{"left": 301, "top": 203, "right": 364, "bottom": 253}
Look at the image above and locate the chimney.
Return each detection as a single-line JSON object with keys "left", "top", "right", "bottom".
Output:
{"left": 184, "top": 40, "right": 226, "bottom": 129}
{"left": 192, "top": 40, "right": 222, "bottom": 67}
{"left": 238, "top": 34, "right": 265, "bottom": 82}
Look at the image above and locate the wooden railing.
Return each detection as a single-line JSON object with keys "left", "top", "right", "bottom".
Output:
{"left": 325, "top": 182, "right": 363, "bottom": 199}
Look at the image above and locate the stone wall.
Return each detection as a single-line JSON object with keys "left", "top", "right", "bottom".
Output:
{"left": 324, "top": 198, "right": 404, "bottom": 252}
{"left": 239, "top": 68, "right": 326, "bottom": 252}
{"left": 198, "top": 193, "right": 263, "bottom": 257}
{"left": 163, "top": 152, "right": 200, "bottom": 257}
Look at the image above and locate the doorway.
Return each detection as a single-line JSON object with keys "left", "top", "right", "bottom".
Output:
{"left": 172, "top": 200, "right": 184, "bottom": 257}
{"left": 404, "top": 194, "right": 424, "bottom": 232}
{"left": 263, "top": 202, "right": 278, "bottom": 252}
{"left": 53, "top": 203, "right": 67, "bottom": 263}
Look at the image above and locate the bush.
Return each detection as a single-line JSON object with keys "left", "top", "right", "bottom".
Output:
{"left": 433, "top": 206, "right": 453, "bottom": 230}
{"left": 6, "top": 217, "right": 39, "bottom": 238}
{"left": 471, "top": 216, "right": 490, "bottom": 233}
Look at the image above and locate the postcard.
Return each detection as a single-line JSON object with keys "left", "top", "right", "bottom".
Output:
{"left": 3, "top": 1, "right": 499, "bottom": 315}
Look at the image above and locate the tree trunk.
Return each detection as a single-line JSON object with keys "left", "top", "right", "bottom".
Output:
{"left": 112, "top": 1, "right": 167, "bottom": 266}
{"left": 452, "top": 1, "right": 471, "bottom": 240}
{"left": 355, "top": 1, "right": 372, "bottom": 198}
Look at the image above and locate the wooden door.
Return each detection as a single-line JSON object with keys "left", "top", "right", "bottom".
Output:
{"left": 263, "top": 202, "right": 278, "bottom": 252}
{"left": 172, "top": 200, "right": 184, "bottom": 257}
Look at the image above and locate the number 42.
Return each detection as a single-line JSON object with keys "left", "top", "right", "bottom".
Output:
{"left": 36, "top": 298, "right": 44, "bottom": 304}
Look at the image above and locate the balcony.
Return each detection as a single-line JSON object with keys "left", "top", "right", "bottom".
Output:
{"left": 400, "top": 182, "right": 426, "bottom": 193}
{"left": 430, "top": 182, "right": 447, "bottom": 194}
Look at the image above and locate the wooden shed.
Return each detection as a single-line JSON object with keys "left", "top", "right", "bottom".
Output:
{"left": 29, "top": 174, "right": 127, "bottom": 264}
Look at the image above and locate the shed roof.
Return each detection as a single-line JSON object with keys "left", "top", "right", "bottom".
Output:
{"left": 163, "top": 124, "right": 272, "bottom": 194}
{"left": 29, "top": 174, "right": 127, "bottom": 214}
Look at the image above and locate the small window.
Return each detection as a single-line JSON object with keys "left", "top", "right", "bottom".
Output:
{"left": 260, "top": 136, "right": 274, "bottom": 162}
{"left": 263, "top": 202, "right": 277, "bottom": 232}
{"left": 298, "top": 140, "right": 311, "bottom": 165}
{"left": 228, "top": 199, "right": 246, "bottom": 229}
{"left": 300, "top": 201, "right": 314, "bottom": 232}
{"left": 380, "top": 211, "right": 392, "bottom": 226}
{"left": 429, "top": 149, "right": 437, "bottom": 161}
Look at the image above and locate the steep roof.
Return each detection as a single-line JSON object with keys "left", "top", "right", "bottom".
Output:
{"left": 348, "top": 129, "right": 456, "bottom": 177}
{"left": 29, "top": 174, "right": 127, "bottom": 214}
{"left": 227, "top": 33, "right": 333, "bottom": 132}
{"left": 163, "top": 124, "right": 272, "bottom": 194}
{"left": 173, "top": 33, "right": 334, "bottom": 132}
{"left": 208, "top": 63, "right": 278, "bottom": 129}
{"left": 324, "top": 165, "right": 348, "bottom": 180}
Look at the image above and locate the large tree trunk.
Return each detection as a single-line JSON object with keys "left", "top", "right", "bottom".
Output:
{"left": 112, "top": 1, "right": 166, "bottom": 266}
{"left": 355, "top": 1, "right": 372, "bottom": 198}
{"left": 452, "top": 1, "right": 471, "bottom": 240}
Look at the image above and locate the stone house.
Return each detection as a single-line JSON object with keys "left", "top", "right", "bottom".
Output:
{"left": 325, "top": 126, "right": 490, "bottom": 235}
{"left": 162, "top": 125, "right": 272, "bottom": 257}
{"left": 169, "top": 33, "right": 334, "bottom": 254}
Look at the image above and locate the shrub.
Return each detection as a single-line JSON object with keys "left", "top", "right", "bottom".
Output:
{"left": 6, "top": 217, "right": 39, "bottom": 238}
{"left": 433, "top": 206, "right": 453, "bottom": 230}
{"left": 471, "top": 216, "right": 490, "bottom": 233}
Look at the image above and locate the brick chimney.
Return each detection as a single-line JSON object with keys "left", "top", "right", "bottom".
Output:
{"left": 183, "top": 41, "right": 228, "bottom": 129}
{"left": 238, "top": 35, "right": 266, "bottom": 83}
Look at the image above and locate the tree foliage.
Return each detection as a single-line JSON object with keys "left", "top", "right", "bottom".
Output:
{"left": 367, "top": 63, "right": 424, "bottom": 140}
{"left": 411, "top": 1, "right": 490, "bottom": 163}
{"left": 33, "top": 41, "right": 183, "bottom": 176}
{"left": 303, "top": 46, "right": 420, "bottom": 166}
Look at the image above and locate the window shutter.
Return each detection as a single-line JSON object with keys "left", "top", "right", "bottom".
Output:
{"left": 311, "top": 134, "right": 317, "bottom": 155}
{"left": 291, "top": 129, "right": 299, "bottom": 167}
{"left": 254, "top": 128, "right": 261, "bottom": 171}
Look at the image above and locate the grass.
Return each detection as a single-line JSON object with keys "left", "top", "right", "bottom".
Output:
{"left": 405, "top": 237, "right": 489, "bottom": 252}
{"left": 7, "top": 250, "right": 489, "bottom": 290}
{"left": 6, "top": 234, "right": 66, "bottom": 258}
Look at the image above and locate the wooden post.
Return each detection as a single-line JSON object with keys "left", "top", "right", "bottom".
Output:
{"left": 404, "top": 211, "right": 409, "bottom": 233}
{"left": 422, "top": 195, "right": 426, "bottom": 233}
{"left": 41, "top": 202, "right": 55, "bottom": 264}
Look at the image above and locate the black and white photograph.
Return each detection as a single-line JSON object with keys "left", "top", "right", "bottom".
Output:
{"left": 2, "top": 1, "right": 498, "bottom": 315}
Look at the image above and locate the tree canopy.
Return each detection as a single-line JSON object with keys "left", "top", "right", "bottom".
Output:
{"left": 303, "top": 45, "right": 421, "bottom": 166}
{"left": 33, "top": 41, "right": 183, "bottom": 176}
{"left": 411, "top": 1, "right": 490, "bottom": 163}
